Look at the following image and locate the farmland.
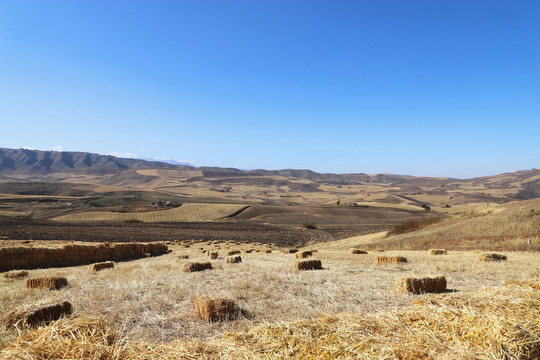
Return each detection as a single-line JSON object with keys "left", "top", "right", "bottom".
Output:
{"left": 1, "top": 242, "right": 538, "bottom": 358}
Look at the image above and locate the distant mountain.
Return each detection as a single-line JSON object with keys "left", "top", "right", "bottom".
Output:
{"left": 0, "top": 147, "right": 538, "bottom": 205}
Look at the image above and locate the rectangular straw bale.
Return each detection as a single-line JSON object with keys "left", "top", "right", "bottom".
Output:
{"left": 178, "top": 255, "right": 189, "bottom": 260}
{"left": 428, "top": 249, "right": 448, "bottom": 255}
{"left": 376, "top": 256, "right": 408, "bottom": 265}
{"left": 89, "top": 262, "right": 114, "bottom": 272}
{"left": 182, "top": 262, "right": 212, "bottom": 273}
{"left": 227, "top": 250, "right": 241, "bottom": 256}
{"left": 5, "top": 300, "right": 72, "bottom": 328}
{"left": 209, "top": 251, "right": 218, "bottom": 260}
{"left": 395, "top": 276, "right": 447, "bottom": 294}
{"left": 25, "top": 276, "right": 68, "bottom": 290}
{"left": 349, "top": 248, "right": 368, "bottom": 254}
{"left": 479, "top": 253, "right": 507, "bottom": 261}
{"left": 195, "top": 297, "right": 236, "bottom": 322}
{"left": 295, "top": 251, "right": 313, "bottom": 259}
{"left": 291, "top": 259, "right": 322, "bottom": 271}
{"left": 226, "top": 256, "right": 242, "bottom": 264}
{"left": 263, "top": 250, "right": 272, "bottom": 253}
{"left": 3, "top": 270, "right": 29, "bottom": 279}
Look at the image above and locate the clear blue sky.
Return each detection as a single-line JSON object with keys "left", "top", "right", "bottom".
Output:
{"left": 1, "top": 1, "right": 539, "bottom": 178}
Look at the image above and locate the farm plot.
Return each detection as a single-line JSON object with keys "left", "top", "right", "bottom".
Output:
{"left": 52, "top": 203, "right": 248, "bottom": 222}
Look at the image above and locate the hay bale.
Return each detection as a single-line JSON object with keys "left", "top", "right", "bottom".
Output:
{"left": 3, "top": 270, "right": 29, "bottom": 279}
{"left": 243, "top": 249, "right": 253, "bottom": 254}
{"left": 209, "top": 251, "right": 218, "bottom": 260}
{"left": 292, "top": 259, "right": 322, "bottom": 271}
{"left": 479, "top": 253, "right": 507, "bottom": 262}
{"left": 182, "top": 262, "right": 212, "bottom": 273}
{"left": 25, "top": 277, "right": 68, "bottom": 290}
{"left": 194, "top": 297, "right": 237, "bottom": 322}
{"left": 349, "top": 248, "right": 368, "bottom": 254}
{"left": 227, "top": 250, "right": 241, "bottom": 256}
{"left": 428, "top": 249, "right": 448, "bottom": 255}
{"left": 295, "top": 251, "right": 313, "bottom": 259}
{"left": 226, "top": 256, "right": 242, "bottom": 264}
{"left": 0, "top": 236, "right": 8, "bottom": 240}
{"left": 395, "top": 276, "right": 447, "bottom": 294}
{"left": 286, "top": 249, "right": 299, "bottom": 254}
{"left": 5, "top": 300, "right": 72, "bottom": 328}
{"left": 178, "top": 255, "right": 189, "bottom": 260}
{"left": 376, "top": 256, "right": 408, "bottom": 265}
{"left": 372, "top": 249, "right": 385, "bottom": 252}
{"left": 263, "top": 250, "right": 272, "bottom": 253}
{"left": 89, "top": 262, "right": 114, "bottom": 272}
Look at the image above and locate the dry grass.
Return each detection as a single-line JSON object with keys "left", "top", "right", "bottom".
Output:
{"left": 51, "top": 203, "right": 247, "bottom": 222}
{"left": 1, "top": 285, "right": 539, "bottom": 359}
{"left": 1, "top": 246, "right": 539, "bottom": 357}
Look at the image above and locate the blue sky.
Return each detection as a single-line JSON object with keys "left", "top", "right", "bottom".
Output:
{"left": 1, "top": 0, "right": 539, "bottom": 178}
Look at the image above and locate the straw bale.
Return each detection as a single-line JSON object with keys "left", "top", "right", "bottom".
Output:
{"left": 291, "top": 259, "right": 322, "bottom": 271}
{"left": 263, "top": 250, "right": 272, "bottom": 253}
{"left": 286, "top": 248, "right": 299, "bottom": 254}
{"left": 479, "top": 253, "right": 507, "bottom": 261}
{"left": 5, "top": 300, "right": 72, "bottom": 328}
{"left": 182, "top": 262, "right": 212, "bottom": 273}
{"left": 243, "top": 249, "right": 253, "bottom": 253}
{"left": 227, "top": 250, "right": 241, "bottom": 256}
{"left": 226, "top": 256, "right": 242, "bottom": 264}
{"left": 372, "top": 249, "right": 385, "bottom": 252}
{"left": 395, "top": 276, "right": 447, "bottom": 294}
{"left": 295, "top": 251, "right": 312, "bottom": 259}
{"left": 0, "top": 236, "right": 8, "bottom": 240}
{"left": 178, "top": 255, "right": 189, "bottom": 260}
{"left": 195, "top": 297, "right": 237, "bottom": 322}
{"left": 349, "top": 248, "right": 367, "bottom": 254}
{"left": 90, "top": 262, "right": 114, "bottom": 272}
{"left": 25, "top": 276, "right": 68, "bottom": 290}
{"left": 209, "top": 251, "right": 218, "bottom": 260}
{"left": 3, "top": 270, "right": 29, "bottom": 279}
{"left": 376, "top": 256, "right": 408, "bottom": 265}
{"left": 428, "top": 249, "right": 448, "bottom": 255}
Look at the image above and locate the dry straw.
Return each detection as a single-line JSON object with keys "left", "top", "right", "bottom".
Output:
{"left": 479, "top": 253, "right": 507, "bottom": 261}
{"left": 395, "top": 276, "right": 447, "bottom": 294}
{"left": 505, "top": 279, "right": 540, "bottom": 290}
{"left": 291, "top": 259, "right": 322, "bottom": 271}
{"left": 349, "top": 248, "right": 367, "bottom": 254}
{"left": 295, "top": 251, "right": 312, "bottom": 259}
{"left": 3, "top": 270, "right": 29, "bottom": 279}
{"left": 194, "top": 297, "right": 237, "bottom": 322}
{"left": 181, "top": 262, "right": 212, "bottom": 273}
{"left": 2, "top": 285, "right": 538, "bottom": 359}
{"left": 428, "top": 249, "right": 447, "bottom": 255}
{"left": 25, "top": 276, "right": 68, "bottom": 290}
{"left": 376, "top": 256, "right": 408, "bottom": 265}
{"left": 89, "top": 262, "right": 114, "bottom": 272}
{"left": 226, "top": 256, "right": 242, "bottom": 264}
{"left": 5, "top": 300, "right": 72, "bottom": 328}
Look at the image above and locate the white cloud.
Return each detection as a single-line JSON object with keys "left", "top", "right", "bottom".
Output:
{"left": 51, "top": 145, "right": 63, "bottom": 151}
{"left": 22, "top": 146, "right": 38, "bottom": 150}
{"left": 107, "top": 151, "right": 140, "bottom": 159}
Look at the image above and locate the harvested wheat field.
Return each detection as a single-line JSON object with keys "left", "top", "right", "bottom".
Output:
{"left": 1, "top": 246, "right": 539, "bottom": 359}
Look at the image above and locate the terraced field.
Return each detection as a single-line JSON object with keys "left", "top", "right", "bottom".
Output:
{"left": 52, "top": 203, "right": 248, "bottom": 222}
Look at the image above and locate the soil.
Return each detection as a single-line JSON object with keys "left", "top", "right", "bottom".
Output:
{"left": 0, "top": 216, "right": 390, "bottom": 247}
